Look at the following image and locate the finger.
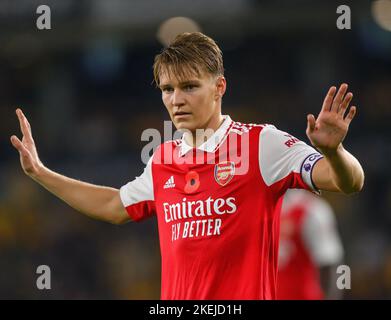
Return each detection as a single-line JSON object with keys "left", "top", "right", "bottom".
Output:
{"left": 16, "top": 108, "right": 33, "bottom": 142}
{"left": 321, "top": 86, "right": 337, "bottom": 112}
{"left": 10, "top": 135, "right": 28, "bottom": 154}
{"left": 307, "top": 114, "right": 316, "bottom": 133}
{"left": 330, "top": 83, "right": 348, "bottom": 113}
{"left": 338, "top": 92, "right": 353, "bottom": 117}
{"left": 344, "top": 106, "right": 356, "bottom": 124}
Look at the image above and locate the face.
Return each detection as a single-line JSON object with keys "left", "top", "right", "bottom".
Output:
{"left": 159, "top": 69, "right": 226, "bottom": 133}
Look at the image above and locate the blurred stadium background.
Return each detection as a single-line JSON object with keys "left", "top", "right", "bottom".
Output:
{"left": 0, "top": 0, "right": 390, "bottom": 299}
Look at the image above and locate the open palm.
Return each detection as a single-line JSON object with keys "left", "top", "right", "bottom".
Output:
{"left": 10, "top": 109, "right": 43, "bottom": 177}
{"left": 306, "top": 84, "right": 356, "bottom": 155}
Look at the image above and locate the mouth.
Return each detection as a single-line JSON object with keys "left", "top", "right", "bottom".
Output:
{"left": 174, "top": 111, "right": 192, "bottom": 118}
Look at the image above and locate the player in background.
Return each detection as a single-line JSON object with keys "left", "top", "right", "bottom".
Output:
{"left": 277, "top": 189, "right": 344, "bottom": 300}
{"left": 10, "top": 32, "right": 364, "bottom": 299}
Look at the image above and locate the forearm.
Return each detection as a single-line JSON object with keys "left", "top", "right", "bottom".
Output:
{"left": 32, "top": 166, "right": 124, "bottom": 224}
{"left": 322, "top": 144, "right": 364, "bottom": 194}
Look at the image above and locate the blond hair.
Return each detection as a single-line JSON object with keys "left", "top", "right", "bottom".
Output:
{"left": 153, "top": 32, "right": 224, "bottom": 86}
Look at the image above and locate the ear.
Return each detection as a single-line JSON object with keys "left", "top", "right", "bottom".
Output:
{"left": 215, "top": 76, "right": 226, "bottom": 100}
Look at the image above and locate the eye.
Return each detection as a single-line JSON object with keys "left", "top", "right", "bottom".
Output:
{"left": 162, "top": 87, "right": 173, "bottom": 93}
{"left": 184, "top": 84, "right": 197, "bottom": 91}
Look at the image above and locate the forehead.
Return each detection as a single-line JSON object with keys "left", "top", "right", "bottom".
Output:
{"left": 158, "top": 66, "right": 212, "bottom": 86}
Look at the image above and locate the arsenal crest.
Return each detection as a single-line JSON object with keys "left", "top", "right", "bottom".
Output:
{"left": 214, "top": 161, "right": 235, "bottom": 186}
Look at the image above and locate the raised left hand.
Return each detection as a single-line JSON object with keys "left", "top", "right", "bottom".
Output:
{"left": 306, "top": 83, "right": 356, "bottom": 156}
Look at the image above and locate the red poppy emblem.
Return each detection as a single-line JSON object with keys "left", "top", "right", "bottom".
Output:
{"left": 184, "top": 171, "right": 200, "bottom": 194}
{"left": 214, "top": 161, "right": 235, "bottom": 186}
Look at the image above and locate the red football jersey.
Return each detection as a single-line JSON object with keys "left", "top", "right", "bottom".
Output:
{"left": 277, "top": 190, "right": 344, "bottom": 300}
{"left": 120, "top": 116, "right": 323, "bottom": 300}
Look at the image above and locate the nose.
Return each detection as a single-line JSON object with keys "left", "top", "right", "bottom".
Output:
{"left": 171, "top": 89, "right": 185, "bottom": 107}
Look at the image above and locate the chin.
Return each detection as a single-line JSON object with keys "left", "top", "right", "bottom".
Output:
{"left": 174, "top": 121, "right": 197, "bottom": 132}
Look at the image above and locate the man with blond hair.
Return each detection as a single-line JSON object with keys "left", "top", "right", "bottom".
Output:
{"left": 11, "top": 32, "right": 364, "bottom": 299}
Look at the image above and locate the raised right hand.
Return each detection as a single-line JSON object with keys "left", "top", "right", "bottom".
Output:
{"left": 10, "top": 108, "right": 44, "bottom": 178}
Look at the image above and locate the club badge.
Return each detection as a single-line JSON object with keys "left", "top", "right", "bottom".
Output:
{"left": 214, "top": 161, "right": 235, "bottom": 186}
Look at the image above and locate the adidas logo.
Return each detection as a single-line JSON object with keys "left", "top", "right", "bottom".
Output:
{"left": 163, "top": 176, "right": 175, "bottom": 189}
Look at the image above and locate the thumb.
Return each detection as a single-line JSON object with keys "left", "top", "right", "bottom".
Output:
{"left": 306, "top": 114, "right": 316, "bottom": 133}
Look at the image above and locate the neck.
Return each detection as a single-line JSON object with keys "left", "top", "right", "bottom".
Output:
{"left": 185, "top": 113, "right": 224, "bottom": 148}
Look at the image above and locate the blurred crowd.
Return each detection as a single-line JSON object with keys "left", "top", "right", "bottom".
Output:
{"left": 0, "top": 0, "right": 390, "bottom": 299}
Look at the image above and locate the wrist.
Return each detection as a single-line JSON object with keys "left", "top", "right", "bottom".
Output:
{"left": 31, "top": 162, "right": 47, "bottom": 182}
{"left": 319, "top": 144, "right": 344, "bottom": 159}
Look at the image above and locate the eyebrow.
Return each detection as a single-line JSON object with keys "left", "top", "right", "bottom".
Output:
{"left": 159, "top": 80, "right": 201, "bottom": 89}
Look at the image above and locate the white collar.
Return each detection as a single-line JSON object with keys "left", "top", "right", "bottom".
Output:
{"left": 179, "top": 115, "right": 233, "bottom": 157}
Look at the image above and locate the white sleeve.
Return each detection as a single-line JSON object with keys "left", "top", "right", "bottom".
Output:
{"left": 259, "top": 125, "right": 323, "bottom": 193}
{"left": 302, "top": 199, "right": 344, "bottom": 266}
{"left": 119, "top": 157, "right": 155, "bottom": 221}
